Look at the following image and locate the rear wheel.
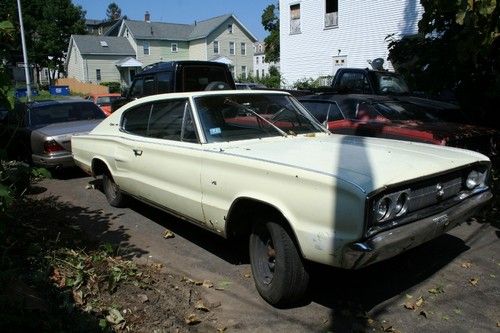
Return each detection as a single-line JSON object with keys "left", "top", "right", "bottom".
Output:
{"left": 102, "top": 172, "right": 127, "bottom": 207}
{"left": 249, "top": 219, "right": 309, "bottom": 306}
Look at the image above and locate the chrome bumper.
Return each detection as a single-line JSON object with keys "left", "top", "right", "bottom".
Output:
{"left": 32, "top": 152, "right": 75, "bottom": 168}
{"left": 342, "top": 190, "right": 493, "bottom": 269}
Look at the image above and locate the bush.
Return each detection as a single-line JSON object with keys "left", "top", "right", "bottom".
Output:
{"left": 100, "top": 82, "right": 121, "bottom": 93}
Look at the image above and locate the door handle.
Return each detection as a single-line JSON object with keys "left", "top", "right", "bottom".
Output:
{"left": 133, "top": 149, "right": 143, "bottom": 156}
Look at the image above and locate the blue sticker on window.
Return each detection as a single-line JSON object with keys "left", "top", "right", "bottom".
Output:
{"left": 209, "top": 127, "right": 221, "bottom": 135}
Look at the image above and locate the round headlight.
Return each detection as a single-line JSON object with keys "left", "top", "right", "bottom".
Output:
{"left": 394, "top": 193, "right": 408, "bottom": 216}
{"left": 375, "top": 198, "right": 391, "bottom": 221}
{"left": 466, "top": 170, "right": 480, "bottom": 189}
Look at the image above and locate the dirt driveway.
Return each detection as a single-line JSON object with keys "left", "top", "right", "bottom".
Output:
{"left": 35, "top": 173, "right": 500, "bottom": 332}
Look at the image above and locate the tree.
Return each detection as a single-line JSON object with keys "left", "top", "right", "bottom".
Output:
{"left": 261, "top": 3, "right": 280, "bottom": 63}
{"left": 106, "top": 2, "right": 122, "bottom": 21}
{"left": 0, "top": 20, "right": 15, "bottom": 110}
{"left": 387, "top": 0, "right": 500, "bottom": 126}
{"left": 0, "top": 0, "right": 86, "bottom": 84}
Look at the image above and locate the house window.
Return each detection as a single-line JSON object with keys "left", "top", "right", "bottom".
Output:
{"left": 96, "top": 69, "right": 101, "bottom": 82}
{"left": 214, "top": 40, "right": 219, "bottom": 54}
{"left": 227, "top": 24, "right": 233, "bottom": 34}
{"left": 290, "top": 4, "right": 301, "bottom": 34}
{"left": 261, "top": 69, "right": 264, "bottom": 77}
{"left": 256, "top": 56, "right": 259, "bottom": 64}
{"left": 240, "top": 42, "right": 246, "bottom": 55}
{"left": 241, "top": 66, "right": 247, "bottom": 79}
{"left": 325, "top": 0, "right": 339, "bottom": 27}
{"left": 256, "top": 70, "right": 259, "bottom": 79}
{"left": 229, "top": 41, "right": 235, "bottom": 55}
{"left": 171, "top": 43, "right": 178, "bottom": 53}
{"left": 262, "top": 55, "right": 266, "bottom": 63}
{"left": 143, "top": 42, "right": 150, "bottom": 55}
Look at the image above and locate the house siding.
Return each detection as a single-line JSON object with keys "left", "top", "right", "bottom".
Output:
{"left": 279, "top": 0, "right": 423, "bottom": 86}
{"left": 82, "top": 55, "right": 124, "bottom": 83}
{"left": 134, "top": 39, "right": 190, "bottom": 66}
{"left": 67, "top": 42, "right": 85, "bottom": 81}
{"left": 206, "top": 17, "right": 254, "bottom": 78}
{"left": 189, "top": 38, "right": 207, "bottom": 60}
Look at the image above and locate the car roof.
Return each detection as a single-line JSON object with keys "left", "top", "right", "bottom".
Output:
{"left": 138, "top": 60, "right": 229, "bottom": 76}
{"left": 299, "top": 93, "right": 395, "bottom": 103}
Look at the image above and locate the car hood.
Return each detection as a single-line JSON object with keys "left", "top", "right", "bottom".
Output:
{"left": 211, "top": 134, "right": 488, "bottom": 193}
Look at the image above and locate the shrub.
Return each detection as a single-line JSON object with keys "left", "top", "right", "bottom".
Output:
{"left": 100, "top": 82, "right": 121, "bottom": 93}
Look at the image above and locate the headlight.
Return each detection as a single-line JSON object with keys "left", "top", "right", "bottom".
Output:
{"left": 375, "top": 198, "right": 390, "bottom": 221}
{"left": 372, "top": 190, "right": 410, "bottom": 224}
{"left": 394, "top": 192, "right": 408, "bottom": 216}
{"left": 465, "top": 170, "right": 480, "bottom": 189}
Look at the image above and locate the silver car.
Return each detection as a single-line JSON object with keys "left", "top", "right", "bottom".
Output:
{"left": 1, "top": 99, "right": 105, "bottom": 168}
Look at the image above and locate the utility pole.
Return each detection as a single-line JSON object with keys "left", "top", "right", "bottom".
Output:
{"left": 16, "top": 0, "right": 32, "bottom": 102}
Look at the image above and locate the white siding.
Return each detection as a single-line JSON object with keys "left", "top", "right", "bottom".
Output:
{"left": 66, "top": 42, "right": 85, "bottom": 81}
{"left": 189, "top": 38, "right": 207, "bottom": 60}
{"left": 82, "top": 55, "right": 124, "bottom": 83}
{"left": 279, "top": 0, "right": 423, "bottom": 86}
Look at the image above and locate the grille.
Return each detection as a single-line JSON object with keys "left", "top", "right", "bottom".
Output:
{"left": 406, "top": 175, "right": 463, "bottom": 212}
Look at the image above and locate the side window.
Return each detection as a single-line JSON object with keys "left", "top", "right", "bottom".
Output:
{"left": 148, "top": 99, "right": 187, "bottom": 141}
{"left": 129, "top": 78, "right": 144, "bottom": 98}
{"left": 143, "top": 76, "right": 155, "bottom": 96}
{"left": 301, "top": 101, "right": 343, "bottom": 123}
{"left": 121, "top": 103, "right": 152, "bottom": 136}
{"left": 157, "top": 72, "right": 172, "bottom": 94}
{"left": 181, "top": 103, "right": 198, "bottom": 143}
{"left": 338, "top": 72, "right": 370, "bottom": 93}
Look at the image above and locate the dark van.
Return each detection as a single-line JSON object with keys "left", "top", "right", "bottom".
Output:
{"left": 113, "top": 61, "right": 236, "bottom": 111}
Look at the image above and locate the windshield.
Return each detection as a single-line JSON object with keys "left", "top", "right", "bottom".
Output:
{"left": 96, "top": 96, "right": 121, "bottom": 106}
{"left": 374, "top": 73, "right": 410, "bottom": 95}
{"left": 194, "top": 93, "right": 324, "bottom": 143}
{"left": 30, "top": 102, "right": 105, "bottom": 127}
{"left": 353, "top": 101, "right": 442, "bottom": 122}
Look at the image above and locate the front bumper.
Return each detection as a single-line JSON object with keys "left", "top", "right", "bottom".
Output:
{"left": 342, "top": 190, "right": 492, "bottom": 269}
{"left": 32, "top": 152, "right": 75, "bottom": 169}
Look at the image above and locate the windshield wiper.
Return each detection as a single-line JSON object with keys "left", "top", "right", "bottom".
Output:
{"left": 224, "top": 98, "right": 288, "bottom": 137}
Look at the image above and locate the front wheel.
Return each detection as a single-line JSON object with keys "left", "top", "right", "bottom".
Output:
{"left": 249, "top": 219, "right": 309, "bottom": 306}
{"left": 102, "top": 172, "right": 127, "bottom": 207}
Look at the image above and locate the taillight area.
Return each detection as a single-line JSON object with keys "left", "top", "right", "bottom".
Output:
{"left": 44, "top": 140, "right": 66, "bottom": 154}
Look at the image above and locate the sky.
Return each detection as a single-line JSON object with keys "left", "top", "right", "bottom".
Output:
{"left": 72, "top": 0, "right": 275, "bottom": 41}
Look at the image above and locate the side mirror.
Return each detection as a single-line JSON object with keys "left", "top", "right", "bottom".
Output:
{"left": 322, "top": 120, "right": 329, "bottom": 130}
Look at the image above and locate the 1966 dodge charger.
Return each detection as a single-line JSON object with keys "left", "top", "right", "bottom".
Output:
{"left": 71, "top": 90, "right": 492, "bottom": 306}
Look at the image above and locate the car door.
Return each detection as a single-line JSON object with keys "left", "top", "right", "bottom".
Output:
{"left": 119, "top": 98, "right": 204, "bottom": 223}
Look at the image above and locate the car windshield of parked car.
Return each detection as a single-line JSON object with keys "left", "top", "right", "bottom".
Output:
{"left": 368, "top": 101, "right": 441, "bottom": 122}
{"left": 30, "top": 102, "right": 105, "bottom": 127}
{"left": 96, "top": 96, "right": 121, "bottom": 106}
{"left": 194, "top": 93, "right": 323, "bottom": 143}
{"left": 374, "top": 73, "right": 410, "bottom": 95}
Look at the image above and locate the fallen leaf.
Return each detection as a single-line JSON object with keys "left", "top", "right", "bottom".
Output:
{"left": 195, "top": 300, "right": 210, "bottom": 312}
{"left": 215, "top": 280, "right": 232, "bottom": 290}
{"left": 442, "top": 315, "right": 449, "bottom": 321}
{"left": 453, "top": 308, "right": 463, "bottom": 315}
{"left": 496, "top": 321, "right": 500, "bottom": 327}
{"left": 185, "top": 314, "right": 201, "bottom": 325}
{"left": 85, "top": 184, "right": 95, "bottom": 190}
{"left": 489, "top": 274, "right": 496, "bottom": 278}
{"left": 202, "top": 280, "right": 213, "bottom": 288}
{"left": 106, "top": 308, "right": 124, "bottom": 325}
{"left": 73, "top": 290, "right": 84, "bottom": 305}
{"left": 415, "top": 297, "right": 424, "bottom": 307}
{"left": 404, "top": 302, "right": 415, "bottom": 310}
{"left": 217, "top": 326, "right": 227, "bottom": 332}
{"left": 137, "top": 294, "right": 149, "bottom": 303}
{"left": 469, "top": 278, "right": 479, "bottom": 286}
{"left": 163, "top": 229, "right": 175, "bottom": 239}
{"left": 405, "top": 294, "right": 413, "bottom": 299}
{"left": 367, "top": 318, "right": 375, "bottom": 325}
{"left": 244, "top": 273, "right": 251, "bottom": 278}
{"left": 428, "top": 286, "right": 444, "bottom": 294}
{"left": 381, "top": 324, "right": 395, "bottom": 332}
{"left": 419, "top": 310, "right": 428, "bottom": 318}
{"left": 461, "top": 262, "right": 472, "bottom": 269}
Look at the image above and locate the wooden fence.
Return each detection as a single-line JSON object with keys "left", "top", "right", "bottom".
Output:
{"left": 55, "top": 78, "right": 109, "bottom": 95}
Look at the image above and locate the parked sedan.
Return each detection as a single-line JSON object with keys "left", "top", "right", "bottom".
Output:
{"left": 72, "top": 90, "right": 492, "bottom": 306}
{"left": 85, "top": 93, "right": 122, "bottom": 116}
{"left": 0, "top": 99, "right": 106, "bottom": 168}
{"left": 299, "top": 94, "right": 499, "bottom": 162}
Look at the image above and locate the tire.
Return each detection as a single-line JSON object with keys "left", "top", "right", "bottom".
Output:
{"left": 249, "top": 219, "right": 309, "bottom": 306}
{"left": 102, "top": 172, "right": 127, "bottom": 207}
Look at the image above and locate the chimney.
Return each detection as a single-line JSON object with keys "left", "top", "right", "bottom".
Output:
{"left": 144, "top": 11, "right": 150, "bottom": 22}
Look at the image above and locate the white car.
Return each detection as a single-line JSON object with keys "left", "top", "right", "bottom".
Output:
{"left": 72, "top": 90, "right": 492, "bottom": 306}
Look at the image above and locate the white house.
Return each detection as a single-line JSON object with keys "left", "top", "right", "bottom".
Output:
{"left": 279, "top": 0, "right": 423, "bottom": 86}
{"left": 253, "top": 42, "right": 280, "bottom": 79}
